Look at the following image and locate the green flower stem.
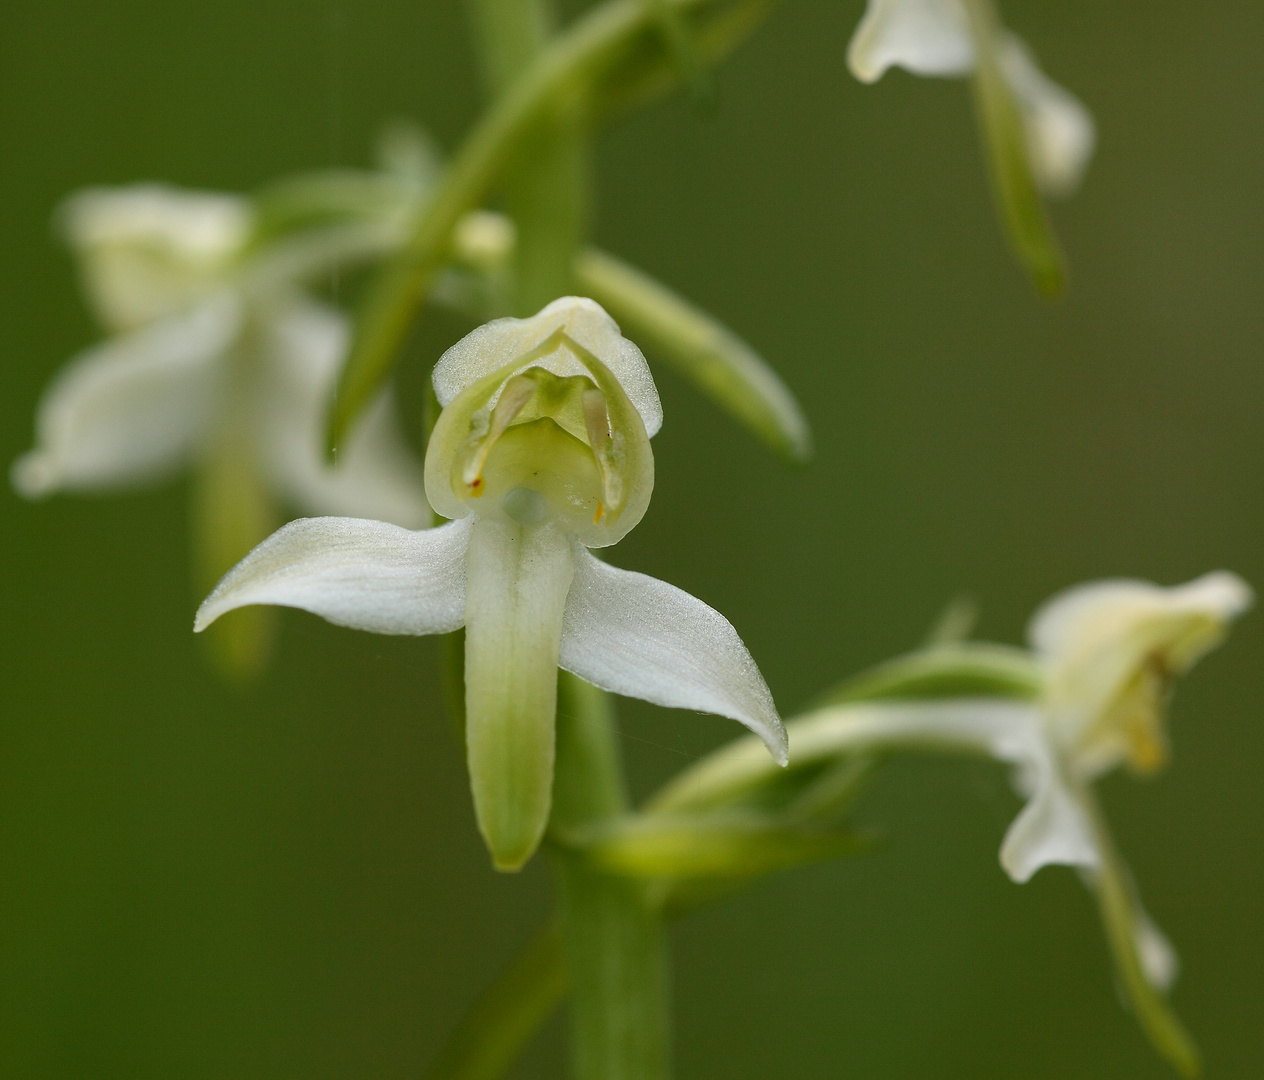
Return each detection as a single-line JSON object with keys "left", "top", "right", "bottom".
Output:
{"left": 468, "top": 0, "right": 589, "bottom": 317}
{"left": 507, "top": 119, "right": 589, "bottom": 315}
{"left": 328, "top": 0, "right": 732, "bottom": 451}
{"left": 551, "top": 672, "right": 671, "bottom": 1080}
{"left": 1081, "top": 790, "right": 1202, "bottom": 1079}
{"left": 554, "top": 859, "right": 671, "bottom": 1080}
{"left": 812, "top": 642, "right": 1043, "bottom": 708}
{"left": 960, "top": 0, "right": 1067, "bottom": 297}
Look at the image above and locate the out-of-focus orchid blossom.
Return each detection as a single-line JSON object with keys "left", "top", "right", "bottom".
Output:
{"left": 657, "top": 571, "right": 1248, "bottom": 1074}
{"left": 881, "top": 572, "right": 1253, "bottom": 888}
{"left": 846, "top": 0, "right": 1095, "bottom": 197}
{"left": 11, "top": 180, "right": 431, "bottom": 676}
{"left": 195, "top": 297, "right": 787, "bottom": 870}
{"left": 12, "top": 183, "right": 427, "bottom": 521}
{"left": 1030, "top": 573, "right": 1252, "bottom": 782}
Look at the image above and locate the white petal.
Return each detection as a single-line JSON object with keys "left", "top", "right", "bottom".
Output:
{"left": 1031, "top": 579, "right": 1164, "bottom": 660}
{"left": 1030, "top": 572, "right": 1254, "bottom": 659}
{"left": 464, "top": 519, "right": 576, "bottom": 870}
{"left": 432, "top": 296, "right": 663, "bottom": 437}
{"left": 1133, "top": 904, "right": 1179, "bottom": 991}
{"left": 252, "top": 298, "right": 430, "bottom": 528}
{"left": 999, "top": 34, "right": 1096, "bottom": 197}
{"left": 60, "top": 184, "right": 251, "bottom": 331}
{"left": 11, "top": 295, "right": 237, "bottom": 498}
{"left": 194, "top": 515, "right": 470, "bottom": 635}
{"left": 846, "top": 0, "right": 975, "bottom": 84}
{"left": 558, "top": 547, "right": 787, "bottom": 764}
{"left": 999, "top": 758, "right": 1099, "bottom": 883}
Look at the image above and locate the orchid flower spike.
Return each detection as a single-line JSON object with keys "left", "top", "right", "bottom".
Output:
{"left": 195, "top": 298, "right": 787, "bottom": 871}
{"left": 846, "top": 0, "right": 1095, "bottom": 197}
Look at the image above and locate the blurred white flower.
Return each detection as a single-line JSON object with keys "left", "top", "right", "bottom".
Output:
{"left": 847, "top": 0, "right": 1095, "bottom": 196}
{"left": 12, "top": 183, "right": 427, "bottom": 526}
{"left": 787, "top": 571, "right": 1248, "bottom": 1010}
{"left": 1031, "top": 572, "right": 1252, "bottom": 782}
{"left": 195, "top": 298, "right": 787, "bottom": 870}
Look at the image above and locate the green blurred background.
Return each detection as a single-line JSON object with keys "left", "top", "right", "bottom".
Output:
{"left": 2, "top": 1, "right": 1261, "bottom": 1076}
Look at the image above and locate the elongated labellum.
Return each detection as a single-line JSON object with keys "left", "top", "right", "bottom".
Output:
{"left": 464, "top": 517, "right": 577, "bottom": 870}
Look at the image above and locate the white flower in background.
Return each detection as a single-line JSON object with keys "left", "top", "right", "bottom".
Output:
{"left": 653, "top": 571, "right": 1247, "bottom": 1070}
{"left": 954, "top": 571, "right": 1253, "bottom": 889}
{"left": 11, "top": 183, "right": 427, "bottom": 524}
{"left": 1029, "top": 574, "right": 1253, "bottom": 782}
{"left": 195, "top": 297, "right": 787, "bottom": 870}
{"left": 846, "top": 0, "right": 1096, "bottom": 196}
{"left": 799, "top": 573, "right": 1248, "bottom": 993}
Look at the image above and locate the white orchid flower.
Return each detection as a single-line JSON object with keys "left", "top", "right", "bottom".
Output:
{"left": 194, "top": 297, "right": 787, "bottom": 871}
{"left": 927, "top": 572, "right": 1252, "bottom": 888}
{"left": 10, "top": 182, "right": 431, "bottom": 676}
{"left": 833, "top": 574, "right": 1247, "bottom": 878}
{"left": 824, "top": 573, "right": 1248, "bottom": 1071}
{"left": 807, "top": 571, "right": 1248, "bottom": 896}
{"left": 847, "top": 0, "right": 1095, "bottom": 197}
{"left": 12, "top": 183, "right": 427, "bottom": 521}
{"left": 654, "top": 571, "right": 1249, "bottom": 1073}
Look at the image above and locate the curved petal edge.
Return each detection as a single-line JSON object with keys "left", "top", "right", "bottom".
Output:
{"left": 558, "top": 547, "right": 787, "bottom": 764}
{"left": 195, "top": 515, "right": 470, "bottom": 636}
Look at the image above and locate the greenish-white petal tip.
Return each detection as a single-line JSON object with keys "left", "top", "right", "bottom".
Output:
{"left": 560, "top": 548, "right": 787, "bottom": 765}
{"left": 846, "top": 0, "right": 1096, "bottom": 197}
{"left": 847, "top": 0, "right": 975, "bottom": 84}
